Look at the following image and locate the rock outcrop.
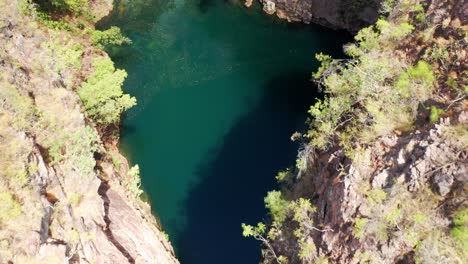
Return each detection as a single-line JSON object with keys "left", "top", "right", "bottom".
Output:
{"left": 257, "top": 0, "right": 381, "bottom": 32}
{"left": 0, "top": 1, "right": 179, "bottom": 263}
{"left": 278, "top": 114, "right": 467, "bottom": 263}
{"left": 256, "top": 0, "right": 468, "bottom": 263}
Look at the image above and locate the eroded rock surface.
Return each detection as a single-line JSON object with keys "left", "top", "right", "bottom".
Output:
{"left": 258, "top": 0, "right": 381, "bottom": 31}
{"left": 0, "top": 1, "right": 179, "bottom": 263}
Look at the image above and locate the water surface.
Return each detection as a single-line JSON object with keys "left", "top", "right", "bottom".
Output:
{"left": 99, "top": 1, "right": 349, "bottom": 263}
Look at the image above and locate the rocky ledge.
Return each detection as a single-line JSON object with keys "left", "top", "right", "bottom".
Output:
{"left": 253, "top": 0, "right": 381, "bottom": 32}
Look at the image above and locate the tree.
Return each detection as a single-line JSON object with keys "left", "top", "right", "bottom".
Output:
{"left": 91, "top": 27, "right": 131, "bottom": 49}
{"left": 241, "top": 223, "right": 285, "bottom": 264}
{"left": 78, "top": 57, "right": 136, "bottom": 125}
{"left": 264, "top": 190, "right": 288, "bottom": 225}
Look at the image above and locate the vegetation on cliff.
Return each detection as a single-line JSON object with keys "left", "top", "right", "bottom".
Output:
{"left": 244, "top": 0, "right": 467, "bottom": 263}
{"left": 0, "top": 1, "right": 177, "bottom": 262}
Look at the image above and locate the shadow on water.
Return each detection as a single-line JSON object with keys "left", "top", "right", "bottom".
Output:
{"left": 175, "top": 71, "right": 318, "bottom": 264}
{"left": 99, "top": 1, "right": 354, "bottom": 263}
{"left": 197, "top": 0, "right": 217, "bottom": 13}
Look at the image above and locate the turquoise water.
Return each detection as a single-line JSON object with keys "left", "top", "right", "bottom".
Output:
{"left": 99, "top": 0, "right": 349, "bottom": 263}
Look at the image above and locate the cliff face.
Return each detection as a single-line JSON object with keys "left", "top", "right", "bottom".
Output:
{"left": 0, "top": 1, "right": 178, "bottom": 263}
{"left": 280, "top": 114, "right": 467, "bottom": 263}
{"left": 247, "top": 0, "right": 467, "bottom": 263}
{"left": 256, "top": 0, "right": 381, "bottom": 32}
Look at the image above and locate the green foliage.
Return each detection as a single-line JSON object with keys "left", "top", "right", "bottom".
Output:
{"left": 310, "top": 16, "right": 434, "bottom": 153}
{"left": 441, "top": 124, "right": 468, "bottom": 149}
{"left": 18, "top": 0, "right": 37, "bottom": 16}
{"left": 396, "top": 61, "right": 434, "bottom": 99}
{"left": 297, "top": 238, "right": 316, "bottom": 262}
{"left": 42, "top": 38, "right": 83, "bottom": 86}
{"left": 35, "top": 0, "right": 88, "bottom": 14}
{"left": 377, "top": 19, "right": 414, "bottom": 41}
{"left": 429, "top": 106, "right": 444, "bottom": 123}
{"left": 126, "top": 165, "right": 143, "bottom": 198}
{"left": 0, "top": 193, "right": 22, "bottom": 224}
{"left": 385, "top": 208, "right": 402, "bottom": 226}
{"left": 353, "top": 251, "right": 378, "bottom": 264}
{"left": 91, "top": 26, "right": 131, "bottom": 49}
{"left": 0, "top": 80, "right": 37, "bottom": 130}
{"left": 36, "top": 11, "right": 74, "bottom": 32}
{"left": 289, "top": 198, "right": 319, "bottom": 262}
{"left": 354, "top": 217, "right": 368, "bottom": 238}
{"left": 277, "top": 255, "right": 289, "bottom": 264}
{"left": 308, "top": 96, "right": 352, "bottom": 150}
{"left": 313, "top": 53, "right": 334, "bottom": 79}
{"left": 46, "top": 126, "right": 98, "bottom": 171}
{"left": 290, "top": 198, "right": 316, "bottom": 225}
{"left": 275, "top": 169, "right": 294, "bottom": 184}
{"left": 295, "top": 157, "right": 304, "bottom": 170}
{"left": 379, "top": 0, "right": 396, "bottom": 15}
{"left": 111, "top": 152, "right": 122, "bottom": 169}
{"left": 412, "top": 213, "right": 427, "bottom": 224}
{"left": 264, "top": 191, "right": 288, "bottom": 225}
{"left": 347, "top": 26, "right": 379, "bottom": 56}
{"left": 241, "top": 222, "right": 266, "bottom": 238}
{"left": 415, "top": 231, "right": 467, "bottom": 264}
{"left": 451, "top": 207, "right": 468, "bottom": 251}
{"left": 163, "top": 231, "right": 170, "bottom": 241}
{"left": 409, "top": 3, "right": 428, "bottom": 25}
{"left": 366, "top": 189, "right": 387, "bottom": 204}
{"left": 78, "top": 57, "right": 136, "bottom": 124}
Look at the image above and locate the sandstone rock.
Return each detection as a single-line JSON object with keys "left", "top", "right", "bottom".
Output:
{"left": 106, "top": 188, "right": 179, "bottom": 264}
{"left": 263, "top": 0, "right": 276, "bottom": 15}
{"left": 261, "top": 0, "right": 381, "bottom": 32}
{"left": 372, "top": 170, "right": 389, "bottom": 188}
{"left": 432, "top": 172, "right": 454, "bottom": 196}
{"left": 37, "top": 244, "right": 67, "bottom": 263}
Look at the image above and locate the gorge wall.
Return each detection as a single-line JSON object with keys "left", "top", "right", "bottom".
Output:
{"left": 0, "top": 1, "right": 178, "bottom": 263}
{"left": 244, "top": 0, "right": 467, "bottom": 263}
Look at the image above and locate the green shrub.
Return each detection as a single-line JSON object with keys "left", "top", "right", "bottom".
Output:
{"left": 366, "top": 189, "right": 387, "bottom": 204}
{"left": 42, "top": 38, "right": 83, "bottom": 87}
{"left": 35, "top": 0, "right": 87, "bottom": 14}
{"left": 36, "top": 11, "right": 74, "bottom": 31}
{"left": 0, "top": 193, "right": 22, "bottom": 224}
{"left": 78, "top": 57, "right": 136, "bottom": 124}
{"left": 275, "top": 169, "right": 294, "bottom": 184}
{"left": 429, "top": 106, "right": 444, "bottom": 123}
{"left": 354, "top": 217, "right": 368, "bottom": 238}
{"left": 396, "top": 61, "right": 434, "bottom": 99}
{"left": 242, "top": 222, "right": 266, "bottom": 238}
{"left": 289, "top": 198, "right": 319, "bottom": 262}
{"left": 264, "top": 191, "right": 288, "bottom": 225}
{"left": 91, "top": 27, "right": 131, "bottom": 49}
{"left": 126, "top": 165, "right": 143, "bottom": 198}
{"left": 0, "top": 80, "right": 37, "bottom": 130}
{"left": 377, "top": 19, "right": 414, "bottom": 41}
{"left": 310, "top": 27, "right": 434, "bottom": 152}
{"left": 451, "top": 208, "right": 468, "bottom": 251}
{"left": 45, "top": 126, "right": 98, "bottom": 178}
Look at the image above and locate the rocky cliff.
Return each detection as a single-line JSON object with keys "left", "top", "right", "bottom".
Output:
{"left": 0, "top": 1, "right": 179, "bottom": 263}
{"left": 243, "top": 0, "right": 467, "bottom": 263}
{"left": 253, "top": 0, "right": 381, "bottom": 32}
